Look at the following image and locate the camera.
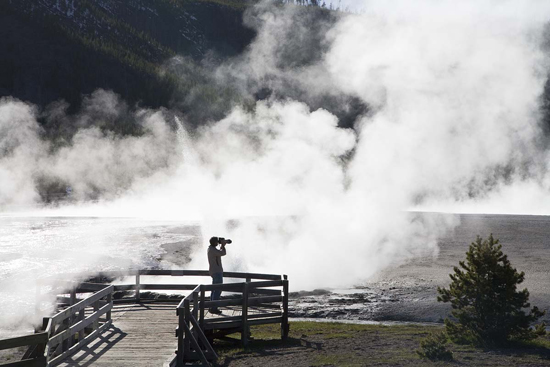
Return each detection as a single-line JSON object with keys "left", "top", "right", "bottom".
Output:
{"left": 218, "top": 237, "right": 232, "bottom": 245}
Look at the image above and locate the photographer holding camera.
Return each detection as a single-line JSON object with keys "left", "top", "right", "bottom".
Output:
{"left": 207, "top": 236, "right": 232, "bottom": 314}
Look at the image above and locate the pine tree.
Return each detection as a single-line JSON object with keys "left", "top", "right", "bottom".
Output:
{"left": 437, "top": 234, "right": 546, "bottom": 346}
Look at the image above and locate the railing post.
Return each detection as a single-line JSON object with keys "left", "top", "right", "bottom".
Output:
{"left": 199, "top": 285, "right": 205, "bottom": 330}
{"left": 192, "top": 291, "right": 199, "bottom": 341}
{"left": 183, "top": 299, "right": 191, "bottom": 360}
{"left": 70, "top": 288, "right": 76, "bottom": 306}
{"left": 135, "top": 273, "right": 141, "bottom": 303}
{"left": 193, "top": 291, "right": 199, "bottom": 320}
{"left": 68, "top": 288, "right": 76, "bottom": 348}
{"left": 62, "top": 317, "right": 69, "bottom": 352}
{"left": 78, "top": 308, "right": 85, "bottom": 342}
{"left": 281, "top": 275, "right": 289, "bottom": 340}
{"left": 106, "top": 291, "right": 112, "bottom": 321}
{"left": 241, "top": 282, "right": 249, "bottom": 347}
{"left": 43, "top": 317, "right": 51, "bottom": 362}
{"left": 93, "top": 300, "right": 100, "bottom": 331}
{"left": 177, "top": 308, "right": 184, "bottom": 366}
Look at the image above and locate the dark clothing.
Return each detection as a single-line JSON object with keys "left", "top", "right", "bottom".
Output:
{"left": 207, "top": 245, "right": 226, "bottom": 276}
{"left": 210, "top": 272, "right": 223, "bottom": 304}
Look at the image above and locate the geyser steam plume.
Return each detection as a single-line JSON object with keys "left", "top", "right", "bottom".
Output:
{"left": 1, "top": 0, "right": 550, "bottom": 330}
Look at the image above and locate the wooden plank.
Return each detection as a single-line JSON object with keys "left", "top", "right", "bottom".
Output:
{"left": 223, "top": 272, "right": 282, "bottom": 280}
{"left": 204, "top": 295, "right": 282, "bottom": 308}
{"left": 135, "top": 274, "right": 140, "bottom": 303}
{"left": 0, "top": 333, "right": 48, "bottom": 351}
{"left": 202, "top": 320, "right": 243, "bottom": 330}
{"left": 61, "top": 316, "right": 70, "bottom": 352}
{"left": 200, "top": 283, "right": 245, "bottom": 292}
{"left": 203, "top": 312, "right": 282, "bottom": 324}
{"left": 50, "top": 285, "right": 113, "bottom": 324}
{"left": 203, "top": 317, "right": 285, "bottom": 329}
{"left": 241, "top": 283, "right": 249, "bottom": 347}
{"left": 138, "top": 284, "right": 197, "bottom": 291}
{"left": 106, "top": 293, "right": 112, "bottom": 321}
{"left": 48, "top": 320, "right": 112, "bottom": 367}
{"left": 282, "top": 277, "right": 289, "bottom": 340}
{"left": 92, "top": 301, "right": 100, "bottom": 331}
{"left": 200, "top": 286, "right": 205, "bottom": 331}
{"left": 192, "top": 292, "right": 199, "bottom": 321}
{"left": 183, "top": 300, "right": 190, "bottom": 361}
{"left": 248, "top": 280, "right": 284, "bottom": 288}
{"left": 77, "top": 309, "right": 85, "bottom": 342}
{"left": 139, "top": 269, "right": 209, "bottom": 276}
{"left": 177, "top": 311, "right": 184, "bottom": 366}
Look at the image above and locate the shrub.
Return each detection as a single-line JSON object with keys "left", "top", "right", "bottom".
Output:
{"left": 437, "top": 234, "right": 546, "bottom": 346}
{"left": 416, "top": 331, "right": 454, "bottom": 361}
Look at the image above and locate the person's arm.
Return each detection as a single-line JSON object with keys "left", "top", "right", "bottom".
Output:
{"left": 211, "top": 246, "right": 226, "bottom": 256}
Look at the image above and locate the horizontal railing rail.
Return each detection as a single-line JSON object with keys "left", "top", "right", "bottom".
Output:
{"left": 100, "top": 270, "right": 284, "bottom": 304}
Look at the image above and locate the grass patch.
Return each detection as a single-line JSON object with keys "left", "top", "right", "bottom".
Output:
{"left": 214, "top": 322, "right": 550, "bottom": 366}
{"left": 311, "top": 353, "right": 370, "bottom": 366}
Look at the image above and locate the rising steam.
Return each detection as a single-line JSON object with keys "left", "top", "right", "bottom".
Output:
{"left": 1, "top": 0, "right": 550, "bottom": 332}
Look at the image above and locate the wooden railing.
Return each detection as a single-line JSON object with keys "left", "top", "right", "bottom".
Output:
{"left": 44, "top": 284, "right": 113, "bottom": 366}
{"left": 0, "top": 283, "right": 113, "bottom": 367}
{"left": 171, "top": 273, "right": 289, "bottom": 367}
{"left": 0, "top": 270, "right": 288, "bottom": 367}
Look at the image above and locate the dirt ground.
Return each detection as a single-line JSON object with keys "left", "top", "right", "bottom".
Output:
{"left": 0, "top": 347, "right": 26, "bottom": 365}
{"left": 215, "top": 322, "right": 550, "bottom": 367}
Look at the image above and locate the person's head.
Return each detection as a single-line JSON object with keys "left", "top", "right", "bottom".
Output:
{"left": 209, "top": 237, "right": 218, "bottom": 247}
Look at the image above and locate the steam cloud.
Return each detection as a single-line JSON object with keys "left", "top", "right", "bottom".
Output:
{"left": 1, "top": 0, "right": 550, "bottom": 331}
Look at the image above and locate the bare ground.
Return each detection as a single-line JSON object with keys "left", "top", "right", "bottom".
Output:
{"left": 215, "top": 322, "right": 550, "bottom": 367}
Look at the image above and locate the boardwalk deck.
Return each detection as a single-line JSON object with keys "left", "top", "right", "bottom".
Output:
{"left": 57, "top": 303, "right": 177, "bottom": 367}
{"left": 55, "top": 303, "right": 278, "bottom": 366}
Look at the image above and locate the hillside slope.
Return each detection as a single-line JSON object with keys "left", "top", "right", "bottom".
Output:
{"left": 0, "top": 0, "right": 255, "bottom": 115}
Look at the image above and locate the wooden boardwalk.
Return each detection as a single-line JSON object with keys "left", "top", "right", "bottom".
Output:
{"left": 0, "top": 270, "right": 288, "bottom": 367}
{"left": 57, "top": 303, "right": 177, "bottom": 367}
{"left": 55, "top": 303, "right": 277, "bottom": 366}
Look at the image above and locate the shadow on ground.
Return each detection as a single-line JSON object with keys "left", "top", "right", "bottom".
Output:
{"left": 215, "top": 336, "right": 322, "bottom": 367}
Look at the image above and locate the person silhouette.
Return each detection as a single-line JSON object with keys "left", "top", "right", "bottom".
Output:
{"left": 207, "top": 236, "right": 227, "bottom": 314}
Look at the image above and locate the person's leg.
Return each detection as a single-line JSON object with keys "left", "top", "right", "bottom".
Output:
{"left": 210, "top": 272, "right": 223, "bottom": 313}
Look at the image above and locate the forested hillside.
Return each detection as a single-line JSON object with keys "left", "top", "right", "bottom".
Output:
{"left": 0, "top": 0, "right": 255, "bottom": 123}
{"left": 1, "top": 0, "right": 548, "bottom": 136}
